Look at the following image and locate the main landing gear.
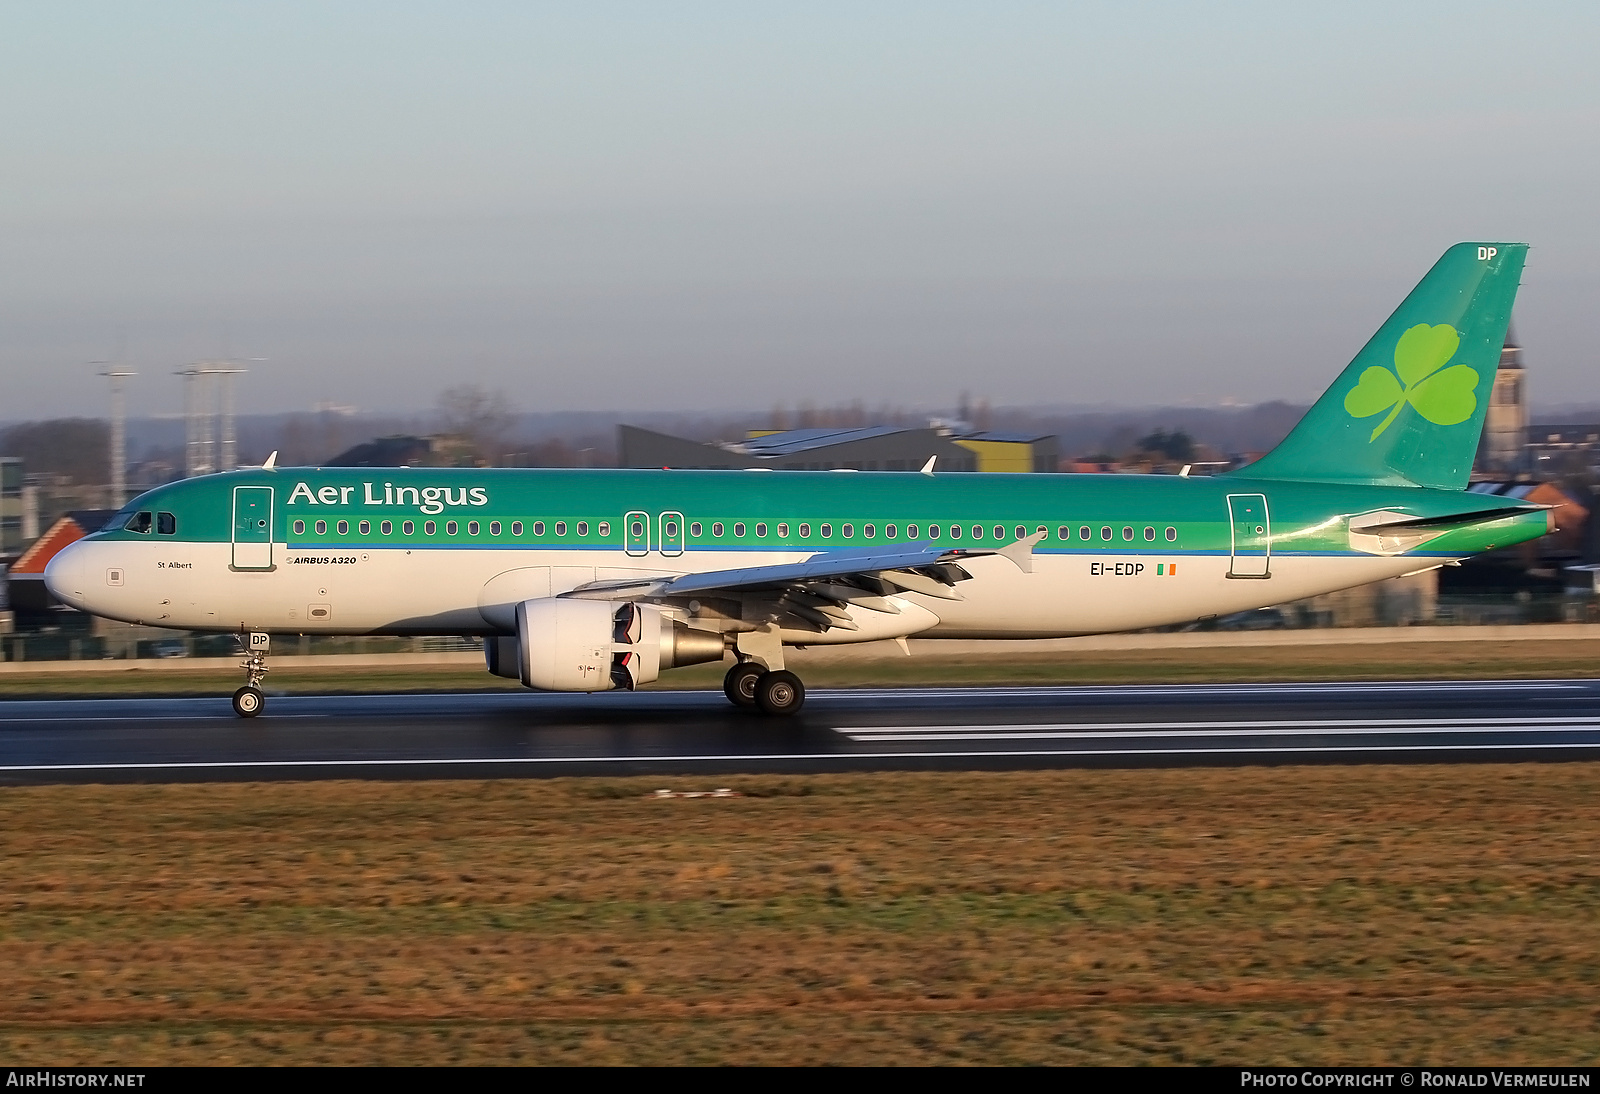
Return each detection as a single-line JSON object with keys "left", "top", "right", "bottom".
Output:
{"left": 723, "top": 661, "right": 806, "bottom": 716}
{"left": 233, "top": 632, "right": 271, "bottom": 718}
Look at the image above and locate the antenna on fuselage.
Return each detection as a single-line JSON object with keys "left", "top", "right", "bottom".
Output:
{"left": 920, "top": 455, "right": 937, "bottom": 476}
{"left": 262, "top": 451, "right": 278, "bottom": 471}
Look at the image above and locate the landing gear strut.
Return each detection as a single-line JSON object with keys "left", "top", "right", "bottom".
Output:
{"left": 722, "top": 661, "right": 806, "bottom": 716}
{"left": 234, "top": 632, "right": 270, "bottom": 718}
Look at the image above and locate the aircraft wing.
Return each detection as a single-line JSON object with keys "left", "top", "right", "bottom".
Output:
{"left": 662, "top": 541, "right": 949, "bottom": 596}
{"left": 566, "top": 532, "right": 1045, "bottom": 633}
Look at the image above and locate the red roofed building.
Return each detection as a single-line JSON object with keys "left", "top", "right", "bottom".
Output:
{"left": 5, "top": 511, "right": 116, "bottom": 616}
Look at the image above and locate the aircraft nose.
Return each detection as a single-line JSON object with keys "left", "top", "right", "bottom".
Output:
{"left": 43, "top": 540, "right": 91, "bottom": 610}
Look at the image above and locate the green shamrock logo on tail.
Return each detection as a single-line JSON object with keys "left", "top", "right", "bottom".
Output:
{"left": 1344, "top": 323, "right": 1478, "bottom": 441}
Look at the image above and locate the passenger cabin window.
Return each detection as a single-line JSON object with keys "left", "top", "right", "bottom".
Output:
{"left": 842, "top": 524, "right": 853, "bottom": 538}
{"left": 1166, "top": 527, "right": 1177, "bottom": 541}
{"left": 755, "top": 523, "right": 766, "bottom": 537}
{"left": 821, "top": 523, "right": 832, "bottom": 538}
{"left": 577, "top": 521, "right": 589, "bottom": 536}
{"left": 598, "top": 522, "right": 609, "bottom": 536}
{"left": 1057, "top": 526, "right": 1068, "bottom": 540}
{"left": 490, "top": 521, "right": 501, "bottom": 535}
{"left": 294, "top": 520, "right": 306, "bottom": 535}
{"left": 359, "top": 520, "right": 370, "bottom": 535}
{"left": 1144, "top": 526, "right": 1155, "bottom": 541}
{"left": 1100, "top": 527, "right": 1112, "bottom": 541}
{"left": 156, "top": 512, "right": 176, "bottom": 535}
{"left": 798, "top": 523, "right": 810, "bottom": 537}
{"left": 971, "top": 526, "right": 983, "bottom": 539}
{"left": 1123, "top": 526, "right": 1134, "bottom": 541}
{"left": 381, "top": 520, "right": 392, "bottom": 535}
{"left": 690, "top": 522, "right": 702, "bottom": 537}
{"left": 337, "top": 520, "right": 349, "bottom": 535}
{"left": 126, "top": 511, "right": 152, "bottom": 534}
{"left": 403, "top": 520, "right": 415, "bottom": 535}
{"left": 1080, "top": 526, "right": 1091, "bottom": 541}
{"left": 555, "top": 521, "right": 566, "bottom": 536}
{"left": 1014, "top": 525, "right": 1026, "bottom": 540}
{"left": 533, "top": 521, "right": 545, "bottom": 536}
{"left": 424, "top": 520, "right": 436, "bottom": 535}
{"left": 927, "top": 525, "right": 939, "bottom": 538}
{"left": 864, "top": 524, "right": 874, "bottom": 538}
{"left": 713, "top": 522, "right": 724, "bottom": 537}
{"left": 950, "top": 525, "right": 961, "bottom": 539}
{"left": 315, "top": 520, "right": 327, "bottom": 535}
{"left": 511, "top": 521, "right": 523, "bottom": 536}
{"left": 885, "top": 524, "right": 897, "bottom": 539}
{"left": 777, "top": 523, "right": 788, "bottom": 537}
{"left": 734, "top": 522, "right": 746, "bottom": 537}
{"left": 906, "top": 524, "right": 917, "bottom": 538}
{"left": 468, "top": 520, "right": 479, "bottom": 535}
{"left": 446, "top": 520, "right": 457, "bottom": 535}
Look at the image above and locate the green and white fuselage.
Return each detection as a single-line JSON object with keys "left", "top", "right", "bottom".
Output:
{"left": 44, "top": 242, "right": 1549, "bottom": 713}
{"left": 43, "top": 466, "right": 1550, "bottom": 640}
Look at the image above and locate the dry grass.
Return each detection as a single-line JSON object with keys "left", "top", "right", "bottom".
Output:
{"left": 7, "top": 637, "right": 1600, "bottom": 698}
{"left": 2, "top": 766, "right": 1600, "bottom": 1064}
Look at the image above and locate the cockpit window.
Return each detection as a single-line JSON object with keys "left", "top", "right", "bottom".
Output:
{"left": 156, "top": 512, "right": 176, "bottom": 535}
{"left": 125, "top": 511, "right": 153, "bottom": 534}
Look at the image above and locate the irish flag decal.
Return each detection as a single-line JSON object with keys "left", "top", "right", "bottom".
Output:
{"left": 1156, "top": 563, "right": 1178, "bottom": 576}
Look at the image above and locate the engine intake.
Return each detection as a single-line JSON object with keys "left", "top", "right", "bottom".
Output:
{"left": 510, "top": 598, "right": 724, "bottom": 692}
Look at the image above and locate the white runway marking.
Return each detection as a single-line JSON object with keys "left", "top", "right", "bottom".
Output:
{"left": 836, "top": 716, "right": 1600, "bottom": 742}
{"left": 3, "top": 741, "right": 1600, "bottom": 775}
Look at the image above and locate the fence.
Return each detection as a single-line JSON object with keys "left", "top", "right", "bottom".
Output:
{"left": 0, "top": 633, "right": 483, "bottom": 664}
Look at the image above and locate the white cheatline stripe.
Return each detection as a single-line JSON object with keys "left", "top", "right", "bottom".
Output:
{"left": 4, "top": 739, "right": 1600, "bottom": 775}
{"left": 835, "top": 715, "right": 1600, "bottom": 741}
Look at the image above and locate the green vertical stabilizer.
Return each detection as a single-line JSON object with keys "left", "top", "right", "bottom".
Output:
{"left": 1236, "top": 242, "right": 1526, "bottom": 490}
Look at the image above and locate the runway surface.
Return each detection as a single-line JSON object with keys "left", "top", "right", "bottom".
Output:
{"left": 4, "top": 679, "right": 1600, "bottom": 783}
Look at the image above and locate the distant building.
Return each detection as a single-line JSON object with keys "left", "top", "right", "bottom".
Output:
{"left": 619, "top": 423, "right": 1058, "bottom": 473}
{"left": 953, "top": 431, "right": 1059, "bottom": 473}
{"left": 4, "top": 510, "right": 117, "bottom": 624}
{"left": 1477, "top": 327, "right": 1528, "bottom": 477}
{"left": 1525, "top": 424, "right": 1600, "bottom": 479}
{"left": 325, "top": 434, "right": 479, "bottom": 468}
{"left": 0, "top": 458, "right": 21, "bottom": 560}
{"left": 326, "top": 435, "right": 437, "bottom": 467}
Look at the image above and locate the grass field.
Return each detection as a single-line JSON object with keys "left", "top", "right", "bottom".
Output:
{"left": 3, "top": 765, "right": 1599, "bottom": 1065}
{"left": 5, "top": 637, "right": 1600, "bottom": 697}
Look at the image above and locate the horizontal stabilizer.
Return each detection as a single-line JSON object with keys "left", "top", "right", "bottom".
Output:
{"left": 1354, "top": 505, "right": 1548, "bottom": 534}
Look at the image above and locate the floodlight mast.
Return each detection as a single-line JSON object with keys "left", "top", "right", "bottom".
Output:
{"left": 177, "top": 359, "right": 259, "bottom": 477}
{"left": 94, "top": 361, "right": 137, "bottom": 508}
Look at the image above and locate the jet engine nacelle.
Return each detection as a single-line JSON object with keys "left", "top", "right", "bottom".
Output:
{"left": 512, "top": 598, "right": 725, "bottom": 692}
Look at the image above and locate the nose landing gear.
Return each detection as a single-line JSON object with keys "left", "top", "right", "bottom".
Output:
{"left": 233, "top": 631, "right": 271, "bottom": 718}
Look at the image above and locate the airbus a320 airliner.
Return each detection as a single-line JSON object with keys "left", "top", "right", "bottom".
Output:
{"left": 46, "top": 243, "right": 1550, "bottom": 717}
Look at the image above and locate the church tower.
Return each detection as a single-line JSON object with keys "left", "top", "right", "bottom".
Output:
{"left": 1477, "top": 325, "right": 1527, "bottom": 478}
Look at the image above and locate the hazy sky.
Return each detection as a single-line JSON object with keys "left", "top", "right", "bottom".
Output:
{"left": 2, "top": 2, "right": 1596, "bottom": 419}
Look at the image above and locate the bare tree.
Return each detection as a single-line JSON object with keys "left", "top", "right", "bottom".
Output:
{"left": 436, "top": 385, "right": 516, "bottom": 466}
